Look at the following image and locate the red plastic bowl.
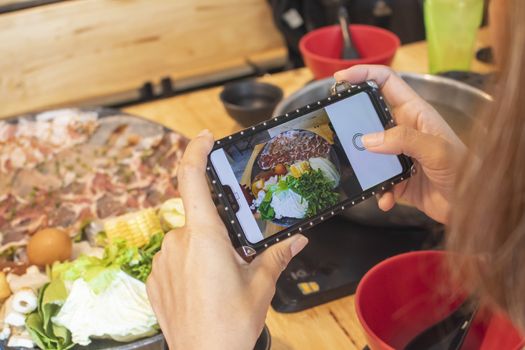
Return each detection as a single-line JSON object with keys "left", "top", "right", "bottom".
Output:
{"left": 299, "top": 24, "right": 400, "bottom": 79}
{"left": 355, "top": 251, "right": 524, "bottom": 350}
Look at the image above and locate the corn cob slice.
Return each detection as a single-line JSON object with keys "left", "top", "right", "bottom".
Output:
{"left": 104, "top": 208, "right": 163, "bottom": 247}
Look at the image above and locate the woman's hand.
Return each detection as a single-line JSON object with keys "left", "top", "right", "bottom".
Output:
{"left": 146, "top": 130, "right": 308, "bottom": 350}
{"left": 335, "top": 65, "right": 466, "bottom": 224}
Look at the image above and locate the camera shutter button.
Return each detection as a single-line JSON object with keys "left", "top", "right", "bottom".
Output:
{"left": 352, "top": 133, "right": 366, "bottom": 151}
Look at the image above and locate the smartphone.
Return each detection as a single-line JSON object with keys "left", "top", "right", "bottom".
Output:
{"left": 207, "top": 80, "right": 414, "bottom": 258}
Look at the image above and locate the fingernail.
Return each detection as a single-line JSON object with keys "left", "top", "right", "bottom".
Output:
{"left": 197, "top": 129, "right": 211, "bottom": 137}
{"left": 362, "top": 132, "right": 384, "bottom": 148}
{"left": 290, "top": 235, "right": 309, "bottom": 257}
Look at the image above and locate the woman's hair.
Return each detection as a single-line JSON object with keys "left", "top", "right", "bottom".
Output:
{"left": 447, "top": 0, "right": 525, "bottom": 330}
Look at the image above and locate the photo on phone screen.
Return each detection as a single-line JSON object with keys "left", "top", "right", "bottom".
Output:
{"left": 210, "top": 91, "right": 404, "bottom": 244}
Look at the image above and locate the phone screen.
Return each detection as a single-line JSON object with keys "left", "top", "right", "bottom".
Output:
{"left": 210, "top": 91, "right": 404, "bottom": 244}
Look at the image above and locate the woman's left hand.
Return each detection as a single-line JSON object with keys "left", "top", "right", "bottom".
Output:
{"left": 146, "top": 130, "right": 309, "bottom": 350}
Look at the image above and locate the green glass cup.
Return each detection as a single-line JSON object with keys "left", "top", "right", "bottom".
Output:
{"left": 424, "top": 0, "right": 484, "bottom": 74}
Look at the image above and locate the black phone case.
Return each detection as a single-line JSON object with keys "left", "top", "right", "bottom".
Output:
{"left": 206, "top": 80, "right": 415, "bottom": 260}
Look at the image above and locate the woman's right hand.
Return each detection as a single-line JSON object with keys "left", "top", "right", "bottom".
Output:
{"left": 334, "top": 65, "right": 466, "bottom": 224}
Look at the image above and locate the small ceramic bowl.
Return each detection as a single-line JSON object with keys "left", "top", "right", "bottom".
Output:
{"left": 220, "top": 80, "right": 283, "bottom": 127}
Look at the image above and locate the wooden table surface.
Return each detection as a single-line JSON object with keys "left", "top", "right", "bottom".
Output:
{"left": 124, "top": 29, "right": 493, "bottom": 350}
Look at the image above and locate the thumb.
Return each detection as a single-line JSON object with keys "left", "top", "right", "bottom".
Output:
{"left": 361, "top": 125, "right": 449, "bottom": 165}
{"left": 251, "top": 235, "right": 308, "bottom": 284}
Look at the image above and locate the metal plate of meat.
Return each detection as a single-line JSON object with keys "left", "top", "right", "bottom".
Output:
{"left": 0, "top": 107, "right": 189, "bottom": 350}
{"left": 0, "top": 107, "right": 188, "bottom": 253}
{"left": 4, "top": 324, "right": 272, "bottom": 350}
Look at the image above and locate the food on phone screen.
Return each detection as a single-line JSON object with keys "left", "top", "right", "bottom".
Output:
{"left": 268, "top": 189, "right": 308, "bottom": 220}
{"left": 258, "top": 130, "right": 331, "bottom": 170}
{"left": 274, "top": 163, "right": 287, "bottom": 175}
{"left": 211, "top": 89, "right": 408, "bottom": 244}
{"left": 289, "top": 160, "right": 310, "bottom": 178}
{"left": 251, "top": 161, "right": 339, "bottom": 221}
{"left": 309, "top": 157, "right": 340, "bottom": 187}
{"left": 250, "top": 129, "right": 341, "bottom": 222}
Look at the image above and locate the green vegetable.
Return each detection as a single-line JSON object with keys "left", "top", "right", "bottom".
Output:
{"left": 256, "top": 179, "right": 290, "bottom": 220}
{"left": 26, "top": 279, "right": 74, "bottom": 350}
{"left": 27, "top": 234, "right": 164, "bottom": 348}
{"left": 255, "top": 168, "right": 339, "bottom": 220}
{"left": 51, "top": 254, "right": 121, "bottom": 294}
{"left": 309, "top": 157, "right": 340, "bottom": 188}
{"left": 52, "top": 233, "right": 164, "bottom": 292}
{"left": 286, "top": 169, "right": 339, "bottom": 217}
{"left": 258, "top": 193, "right": 275, "bottom": 220}
{"left": 53, "top": 271, "right": 158, "bottom": 346}
{"left": 121, "top": 232, "right": 164, "bottom": 282}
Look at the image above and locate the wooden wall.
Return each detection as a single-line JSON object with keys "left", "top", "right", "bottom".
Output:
{"left": 0, "top": 0, "right": 286, "bottom": 118}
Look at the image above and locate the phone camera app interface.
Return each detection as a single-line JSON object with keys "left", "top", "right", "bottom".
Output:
{"left": 211, "top": 91, "right": 403, "bottom": 244}
{"left": 352, "top": 133, "right": 366, "bottom": 151}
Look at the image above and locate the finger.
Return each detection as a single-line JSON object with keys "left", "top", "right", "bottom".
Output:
{"left": 334, "top": 65, "right": 457, "bottom": 139}
{"left": 361, "top": 125, "right": 450, "bottom": 167}
{"left": 251, "top": 235, "right": 308, "bottom": 284}
{"left": 376, "top": 178, "right": 408, "bottom": 211}
{"left": 334, "top": 65, "right": 421, "bottom": 110}
{"left": 178, "top": 130, "right": 222, "bottom": 225}
{"left": 392, "top": 181, "right": 408, "bottom": 201}
{"left": 159, "top": 228, "right": 183, "bottom": 252}
{"left": 146, "top": 269, "right": 166, "bottom": 326}
{"left": 376, "top": 191, "right": 395, "bottom": 211}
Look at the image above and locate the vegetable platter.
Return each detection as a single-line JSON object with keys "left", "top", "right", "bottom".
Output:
{"left": 0, "top": 108, "right": 187, "bottom": 349}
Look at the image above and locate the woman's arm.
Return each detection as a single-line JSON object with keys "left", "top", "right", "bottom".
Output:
{"left": 146, "top": 130, "right": 308, "bottom": 350}
{"left": 146, "top": 63, "right": 466, "bottom": 349}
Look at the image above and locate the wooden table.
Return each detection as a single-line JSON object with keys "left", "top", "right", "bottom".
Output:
{"left": 124, "top": 29, "right": 493, "bottom": 350}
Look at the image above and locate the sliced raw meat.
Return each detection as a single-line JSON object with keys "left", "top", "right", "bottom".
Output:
{"left": 48, "top": 205, "right": 77, "bottom": 228}
{"left": 0, "top": 110, "right": 188, "bottom": 251}
{"left": 258, "top": 130, "right": 331, "bottom": 170}
{"left": 96, "top": 194, "right": 125, "bottom": 219}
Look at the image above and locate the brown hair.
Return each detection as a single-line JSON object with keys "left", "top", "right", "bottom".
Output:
{"left": 447, "top": 0, "right": 525, "bottom": 330}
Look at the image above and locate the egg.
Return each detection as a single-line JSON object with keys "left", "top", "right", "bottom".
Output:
{"left": 27, "top": 228, "right": 72, "bottom": 267}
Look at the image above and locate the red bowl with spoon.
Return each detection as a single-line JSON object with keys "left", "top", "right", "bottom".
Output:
{"left": 355, "top": 250, "right": 524, "bottom": 350}
{"left": 299, "top": 24, "right": 400, "bottom": 79}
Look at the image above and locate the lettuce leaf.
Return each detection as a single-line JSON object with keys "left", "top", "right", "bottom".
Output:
{"left": 51, "top": 232, "right": 164, "bottom": 293}
{"left": 121, "top": 232, "right": 163, "bottom": 282}
{"left": 26, "top": 279, "right": 74, "bottom": 350}
{"left": 51, "top": 255, "right": 120, "bottom": 295}
{"left": 52, "top": 271, "right": 158, "bottom": 346}
{"left": 257, "top": 178, "right": 290, "bottom": 220}
{"left": 27, "top": 233, "right": 165, "bottom": 349}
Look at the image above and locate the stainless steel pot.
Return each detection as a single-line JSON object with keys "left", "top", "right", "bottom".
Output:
{"left": 273, "top": 73, "right": 492, "bottom": 228}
